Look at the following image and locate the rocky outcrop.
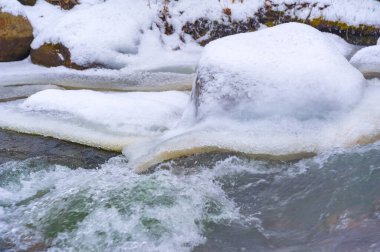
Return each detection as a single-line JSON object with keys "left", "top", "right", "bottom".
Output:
{"left": 259, "top": 10, "right": 380, "bottom": 46}
{"left": 182, "top": 18, "right": 260, "bottom": 46}
{"left": 0, "top": 11, "right": 33, "bottom": 62}
{"left": 179, "top": 3, "right": 380, "bottom": 46}
{"left": 17, "top": 0, "right": 37, "bottom": 6}
{"left": 46, "top": 0, "right": 79, "bottom": 10}
{"left": 30, "top": 43, "right": 100, "bottom": 69}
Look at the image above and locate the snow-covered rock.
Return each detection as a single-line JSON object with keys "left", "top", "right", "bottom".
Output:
{"left": 31, "top": 0, "right": 154, "bottom": 69}
{"left": 350, "top": 45, "right": 380, "bottom": 78}
{"left": 271, "top": 0, "right": 380, "bottom": 28}
{"left": 323, "top": 32, "right": 356, "bottom": 59}
{"left": 193, "top": 23, "right": 364, "bottom": 121}
{"left": 124, "top": 23, "right": 380, "bottom": 172}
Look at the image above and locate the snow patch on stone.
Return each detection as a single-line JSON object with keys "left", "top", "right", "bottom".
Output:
{"left": 350, "top": 45, "right": 380, "bottom": 78}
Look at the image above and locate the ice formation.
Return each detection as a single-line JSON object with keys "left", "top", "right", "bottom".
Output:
{"left": 0, "top": 90, "right": 189, "bottom": 151}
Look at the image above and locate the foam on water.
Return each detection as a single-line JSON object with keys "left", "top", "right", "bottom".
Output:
{"left": 0, "top": 156, "right": 246, "bottom": 251}
{"left": 2, "top": 144, "right": 380, "bottom": 251}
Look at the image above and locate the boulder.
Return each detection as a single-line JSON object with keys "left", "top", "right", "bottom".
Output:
{"left": 30, "top": 43, "right": 90, "bottom": 69}
{"left": 17, "top": 0, "right": 37, "bottom": 6}
{"left": 0, "top": 11, "right": 33, "bottom": 62}
{"left": 350, "top": 45, "right": 380, "bottom": 78}
{"left": 193, "top": 23, "right": 365, "bottom": 120}
{"left": 45, "top": 0, "right": 79, "bottom": 10}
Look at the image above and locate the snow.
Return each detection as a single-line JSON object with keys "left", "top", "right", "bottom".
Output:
{"left": 166, "top": 0, "right": 265, "bottom": 32}
{"left": 126, "top": 81, "right": 380, "bottom": 172}
{"left": 1, "top": 0, "right": 202, "bottom": 70}
{"left": 0, "top": 0, "right": 25, "bottom": 16}
{"left": 0, "top": 90, "right": 189, "bottom": 151}
{"left": 323, "top": 32, "right": 357, "bottom": 59}
{"left": 30, "top": 0, "right": 154, "bottom": 68}
{"left": 1, "top": 1, "right": 379, "bottom": 172}
{"left": 192, "top": 23, "right": 365, "bottom": 121}
{"left": 272, "top": 0, "right": 380, "bottom": 27}
{"left": 122, "top": 23, "right": 377, "bottom": 171}
{"left": 350, "top": 45, "right": 380, "bottom": 78}
{"left": 2, "top": 0, "right": 378, "bottom": 71}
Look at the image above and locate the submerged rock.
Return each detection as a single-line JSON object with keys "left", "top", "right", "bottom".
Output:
{"left": 193, "top": 23, "right": 364, "bottom": 121}
{"left": 350, "top": 45, "right": 380, "bottom": 79}
{"left": 0, "top": 129, "right": 117, "bottom": 168}
{"left": 0, "top": 11, "right": 33, "bottom": 62}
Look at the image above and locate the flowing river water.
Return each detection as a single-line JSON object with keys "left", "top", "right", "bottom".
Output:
{"left": 0, "top": 129, "right": 379, "bottom": 251}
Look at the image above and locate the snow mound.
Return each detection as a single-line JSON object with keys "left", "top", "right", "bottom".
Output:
{"left": 323, "top": 32, "right": 356, "bottom": 59}
{"left": 31, "top": 0, "right": 154, "bottom": 68}
{"left": 0, "top": 90, "right": 189, "bottom": 151}
{"left": 193, "top": 23, "right": 364, "bottom": 121}
{"left": 350, "top": 45, "right": 380, "bottom": 78}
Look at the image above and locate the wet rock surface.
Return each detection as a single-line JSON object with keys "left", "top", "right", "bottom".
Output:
{"left": 0, "top": 11, "right": 33, "bottom": 62}
{"left": 0, "top": 129, "right": 118, "bottom": 168}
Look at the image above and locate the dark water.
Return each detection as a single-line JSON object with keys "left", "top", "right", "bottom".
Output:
{"left": 0, "top": 131, "right": 379, "bottom": 251}
{"left": 0, "top": 129, "right": 117, "bottom": 168}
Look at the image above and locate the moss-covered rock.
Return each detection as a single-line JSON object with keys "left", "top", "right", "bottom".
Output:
{"left": 259, "top": 10, "right": 380, "bottom": 46}
{"left": 0, "top": 11, "right": 33, "bottom": 62}
{"left": 46, "top": 0, "right": 79, "bottom": 10}
{"left": 17, "top": 0, "right": 37, "bottom": 6}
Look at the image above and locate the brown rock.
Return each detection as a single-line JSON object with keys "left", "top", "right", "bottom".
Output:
{"left": 46, "top": 0, "right": 79, "bottom": 10}
{"left": 0, "top": 11, "right": 34, "bottom": 62}
{"left": 17, "top": 0, "right": 37, "bottom": 6}
{"left": 31, "top": 43, "right": 100, "bottom": 70}
{"left": 30, "top": 43, "right": 65, "bottom": 67}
